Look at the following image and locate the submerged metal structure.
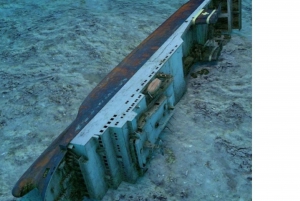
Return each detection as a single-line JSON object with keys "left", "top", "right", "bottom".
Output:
{"left": 12, "top": 0, "right": 241, "bottom": 200}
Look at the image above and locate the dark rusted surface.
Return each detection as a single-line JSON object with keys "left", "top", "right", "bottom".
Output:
{"left": 195, "top": 7, "right": 220, "bottom": 24}
{"left": 12, "top": 0, "right": 205, "bottom": 198}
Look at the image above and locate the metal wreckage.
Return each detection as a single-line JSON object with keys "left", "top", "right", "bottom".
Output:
{"left": 12, "top": 0, "right": 242, "bottom": 200}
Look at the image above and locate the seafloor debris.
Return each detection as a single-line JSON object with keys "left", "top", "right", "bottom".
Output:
{"left": 197, "top": 68, "right": 209, "bottom": 75}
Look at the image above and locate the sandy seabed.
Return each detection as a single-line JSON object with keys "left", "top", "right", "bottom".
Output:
{"left": 0, "top": 0, "right": 252, "bottom": 200}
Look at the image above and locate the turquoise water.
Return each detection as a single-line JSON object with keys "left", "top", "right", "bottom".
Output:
{"left": 0, "top": 0, "right": 252, "bottom": 200}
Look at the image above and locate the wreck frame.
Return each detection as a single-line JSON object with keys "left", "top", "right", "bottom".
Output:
{"left": 12, "top": 0, "right": 242, "bottom": 200}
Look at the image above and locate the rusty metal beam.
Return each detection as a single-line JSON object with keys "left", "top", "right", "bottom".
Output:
{"left": 12, "top": 0, "right": 206, "bottom": 198}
